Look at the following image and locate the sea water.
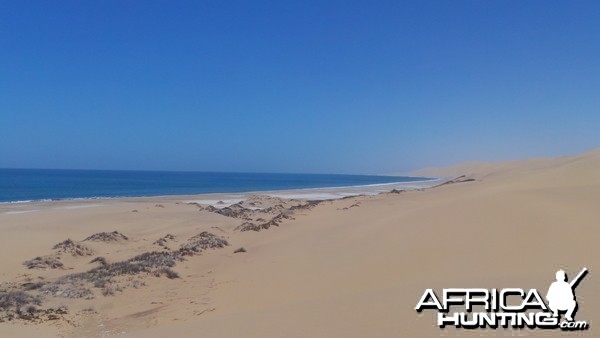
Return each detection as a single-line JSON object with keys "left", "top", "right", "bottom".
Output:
{"left": 0, "top": 168, "right": 432, "bottom": 203}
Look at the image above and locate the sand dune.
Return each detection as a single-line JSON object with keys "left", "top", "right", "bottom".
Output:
{"left": 411, "top": 147, "right": 600, "bottom": 180}
{"left": 0, "top": 148, "right": 598, "bottom": 337}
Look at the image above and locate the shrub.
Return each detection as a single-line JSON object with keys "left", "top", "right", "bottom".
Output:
{"left": 153, "top": 267, "right": 179, "bottom": 279}
{"left": 53, "top": 239, "right": 94, "bottom": 256}
{"left": 178, "top": 232, "right": 228, "bottom": 256}
{"left": 84, "top": 231, "right": 128, "bottom": 242}
{"left": 23, "top": 256, "right": 64, "bottom": 270}
{"left": 0, "top": 291, "right": 42, "bottom": 313}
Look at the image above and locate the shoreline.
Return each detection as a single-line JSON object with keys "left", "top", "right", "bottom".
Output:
{"left": 0, "top": 170, "right": 434, "bottom": 205}
{"left": 0, "top": 178, "right": 442, "bottom": 214}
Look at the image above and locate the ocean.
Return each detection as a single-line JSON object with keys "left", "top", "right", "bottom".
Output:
{"left": 0, "top": 168, "right": 432, "bottom": 203}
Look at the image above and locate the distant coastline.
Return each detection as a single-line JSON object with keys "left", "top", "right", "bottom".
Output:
{"left": 0, "top": 168, "right": 435, "bottom": 204}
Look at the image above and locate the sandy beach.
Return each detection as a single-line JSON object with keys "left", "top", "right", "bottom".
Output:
{"left": 0, "top": 148, "right": 598, "bottom": 337}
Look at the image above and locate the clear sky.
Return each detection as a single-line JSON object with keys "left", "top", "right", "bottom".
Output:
{"left": 1, "top": 1, "right": 598, "bottom": 174}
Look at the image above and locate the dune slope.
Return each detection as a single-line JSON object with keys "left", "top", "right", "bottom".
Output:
{"left": 0, "top": 148, "right": 598, "bottom": 337}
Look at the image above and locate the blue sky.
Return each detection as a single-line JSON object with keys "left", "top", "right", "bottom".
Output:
{"left": 1, "top": 1, "right": 598, "bottom": 174}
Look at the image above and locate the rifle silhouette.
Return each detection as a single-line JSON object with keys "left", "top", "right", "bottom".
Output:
{"left": 570, "top": 267, "right": 588, "bottom": 289}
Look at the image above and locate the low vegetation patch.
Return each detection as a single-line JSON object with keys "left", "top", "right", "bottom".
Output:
{"left": 23, "top": 255, "right": 64, "bottom": 270}
{"left": 53, "top": 239, "right": 94, "bottom": 256}
{"left": 128, "top": 251, "right": 183, "bottom": 269}
{"left": 0, "top": 291, "right": 66, "bottom": 323}
{"left": 21, "top": 281, "right": 46, "bottom": 291}
{"left": 0, "top": 290, "right": 42, "bottom": 314}
{"left": 153, "top": 234, "right": 176, "bottom": 249}
{"left": 84, "top": 231, "right": 129, "bottom": 242}
{"left": 236, "top": 222, "right": 267, "bottom": 232}
{"left": 288, "top": 200, "right": 322, "bottom": 211}
{"left": 179, "top": 232, "right": 229, "bottom": 256}
{"left": 39, "top": 232, "right": 226, "bottom": 298}
{"left": 204, "top": 203, "right": 253, "bottom": 219}
{"left": 236, "top": 213, "right": 293, "bottom": 232}
{"left": 40, "top": 278, "right": 94, "bottom": 299}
